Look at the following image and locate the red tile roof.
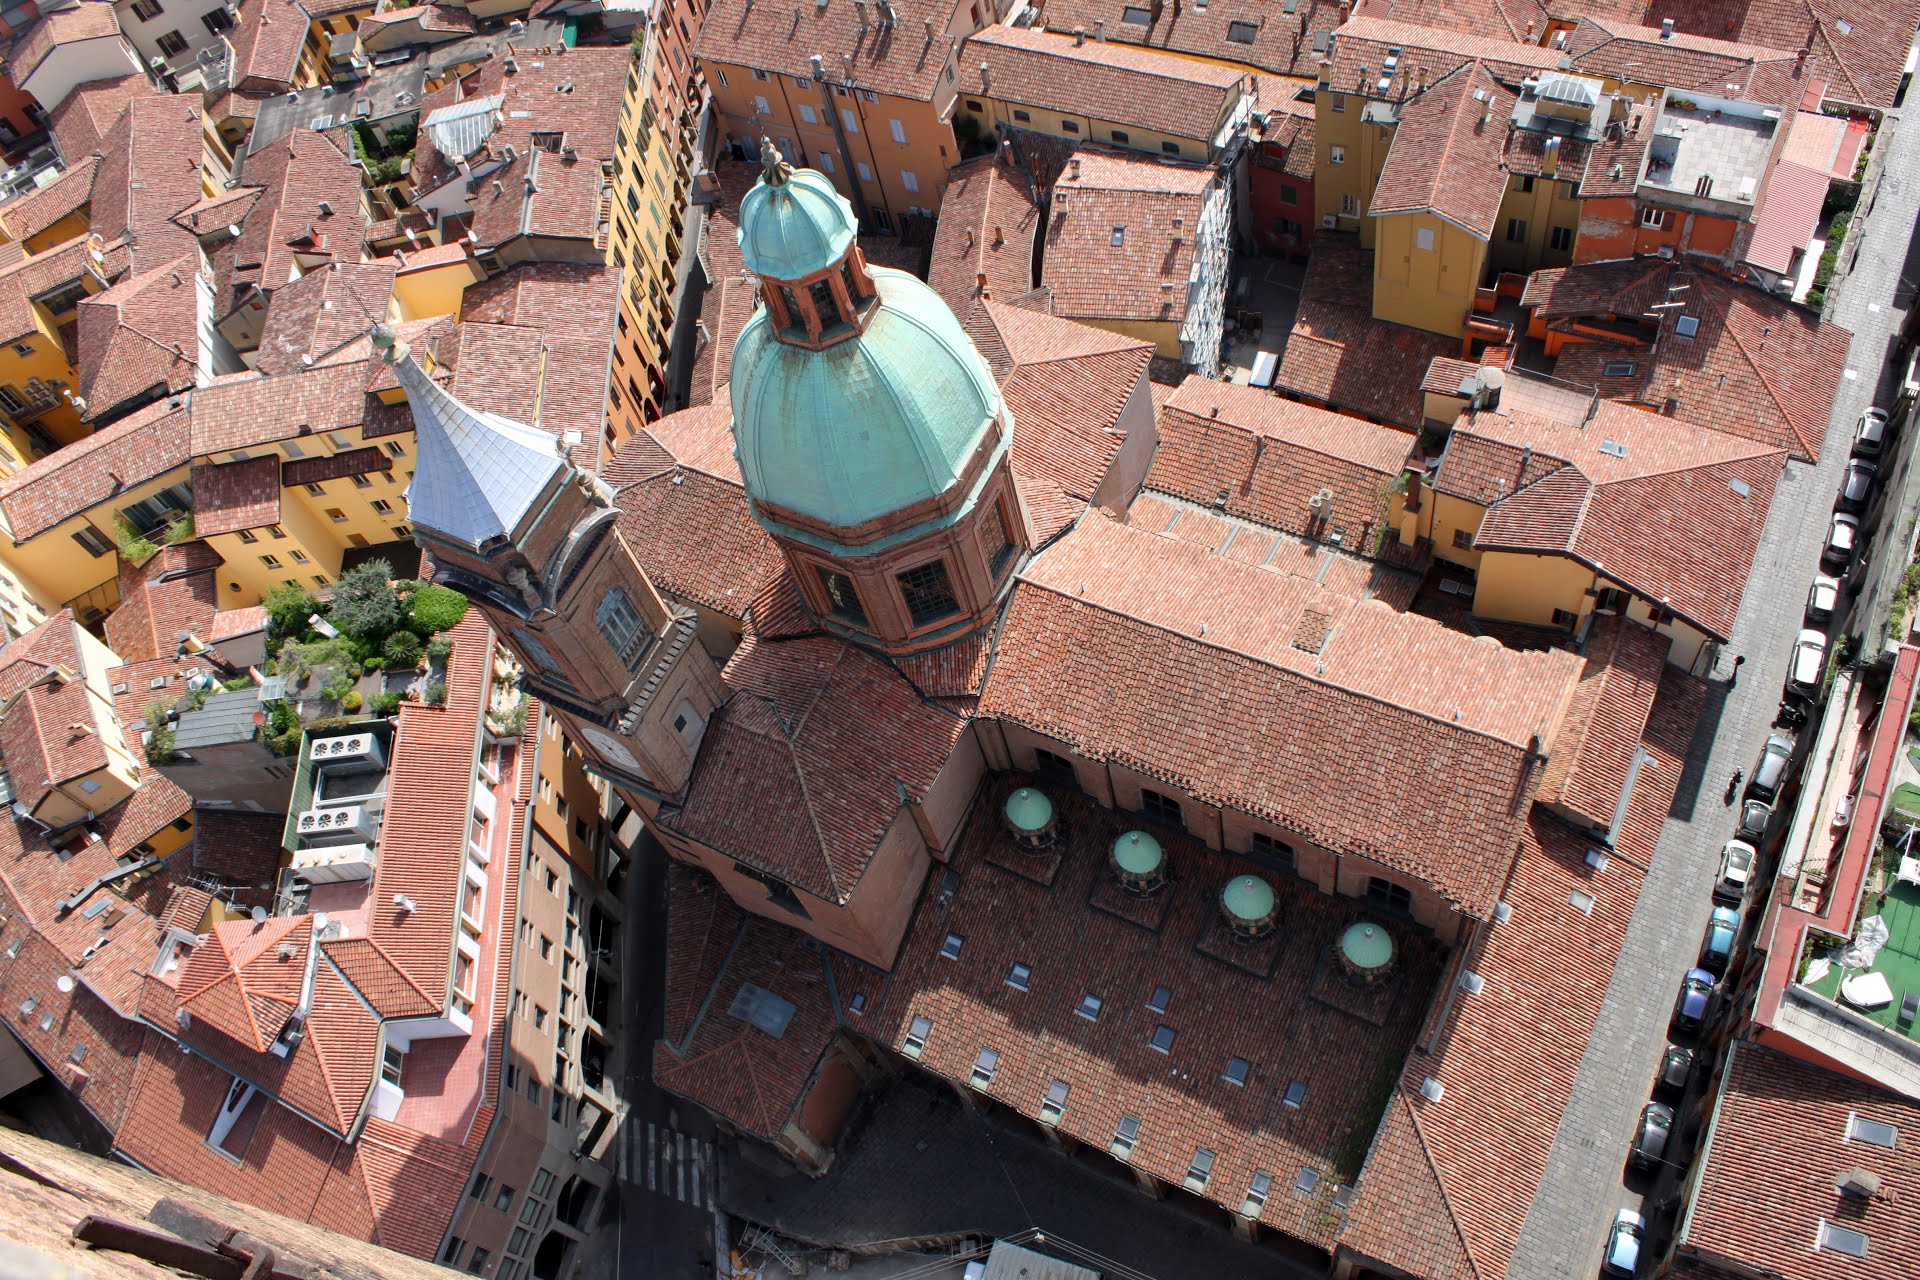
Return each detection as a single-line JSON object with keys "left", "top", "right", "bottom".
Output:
{"left": 192, "top": 456, "right": 282, "bottom": 537}
{"left": 1042, "top": 149, "right": 1216, "bottom": 326}
{"left": 987, "top": 515, "right": 1585, "bottom": 915}
{"left": 1642, "top": 0, "right": 1920, "bottom": 109}
{"left": 0, "top": 156, "right": 98, "bottom": 243}
{"left": 961, "top": 25, "right": 1251, "bottom": 144}
{"left": 458, "top": 260, "right": 617, "bottom": 342}
{"left": 189, "top": 808, "right": 286, "bottom": 890}
{"left": 663, "top": 634, "right": 969, "bottom": 903}
{"left": 218, "top": 128, "right": 368, "bottom": 320}
{"left": 47, "top": 74, "right": 154, "bottom": 164}
{"left": 1564, "top": 17, "right": 1810, "bottom": 104}
{"left": 255, "top": 261, "right": 400, "bottom": 377}
{"left": 1031, "top": 0, "right": 1345, "bottom": 77}
{"left": 928, "top": 154, "right": 1041, "bottom": 319}
{"left": 1676, "top": 1041, "right": 1920, "bottom": 1279}
{"left": 1534, "top": 614, "right": 1669, "bottom": 831}
{"left": 1451, "top": 388, "right": 1785, "bottom": 639}
{"left": 687, "top": 163, "right": 758, "bottom": 408}
{"left": 1325, "top": 16, "right": 1566, "bottom": 98}
{"left": 226, "top": 0, "right": 313, "bottom": 90}
{"left": 1746, "top": 158, "right": 1829, "bottom": 275}
{"left": 695, "top": 0, "right": 973, "bottom": 100}
{"left": 1371, "top": 63, "right": 1515, "bottom": 240}
{"left": 1357, "top": 0, "right": 1547, "bottom": 43}
{"left": 1522, "top": 260, "right": 1850, "bottom": 462}
{"left": 102, "top": 542, "right": 220, "bottom": 665}
{"left": 9, "top": 1, "right": 122, "bottom": 85}
{"left": 1149, "top": 375, "right": 1413, "bottom": 545}
{"left": 74, "top": 253, "right": 201, "bottom": 424}
{"left": 89, "top": 95, "right": 206, "bottom": 274}
{"left": 1340, "top": 667, "right": 1703, "bottom": 1280}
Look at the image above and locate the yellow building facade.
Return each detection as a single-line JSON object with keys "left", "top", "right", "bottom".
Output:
{"left": 1371, "top": 210, "right": 1487, "bottom": 338}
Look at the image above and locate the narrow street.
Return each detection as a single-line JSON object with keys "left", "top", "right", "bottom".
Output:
{"left": 1504, "top": 93, "right": 1920, "bottom": 1278}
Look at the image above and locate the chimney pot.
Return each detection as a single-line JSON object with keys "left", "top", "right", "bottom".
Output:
{"left": 1660, "top": 17, "right": 1673, "bottom": 38}
{"left": 1074, "top": 25, "right": 1085, "bottom": 43}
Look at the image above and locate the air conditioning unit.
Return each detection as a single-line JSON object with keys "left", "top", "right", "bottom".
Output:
{"left": 290, "top": 842, "right": 376, "bottom": 883}
{"left": 1320, "top": 214, "right": 1338, "bottom": 230}
{"left": 308, "top": 732, "right": 384, "bottom": 770}
{"left": 296, "top": 804, "right": 380, "bottom": 846}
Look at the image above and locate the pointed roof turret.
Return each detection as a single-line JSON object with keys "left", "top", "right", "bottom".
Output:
{"left": 372, "top": 322, "right": 567, "bottom": 551}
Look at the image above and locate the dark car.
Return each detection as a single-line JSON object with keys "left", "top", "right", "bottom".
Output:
{"left": 1746, "top": 733, "right": 1795, "bottom": 804}
{"left": 1700, "top": 905, "right": 1740, "bottom": 974}
{"left": 1602, "top": 1208, "right": 1645, "bottom": 1277}
{"left": 1839, "top": 458, "right": 1878, "bottom": 514}
{"left": 1673, "top": 968, "right": 1716, "bottom": 1034}
{"left": 1738, "top": 798, "right": 1772, "bottom": 842}
{"left": 1655, "top": 1044, "right": 1694, "bottom": 1099}
{"left": 1630, "top": 1101, "right": 1675, "bottom": 1170}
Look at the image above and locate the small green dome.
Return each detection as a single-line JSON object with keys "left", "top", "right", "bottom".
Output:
{"left": 1222, "top": 875, "right": 1276, "bottom": 922}
{"left": 1004, "top": 788, "right": 1053, "bottom": 833}
{"left": 1341, "top": 921, "right": 1394, "bottom": 970}
{"left": 737, "top": 165, "right": 857, "bottom": 282}
{"left": 730, "top": 266, "right": 1004, "bottom": 549}
{"left": 1112, "top": 830, "right": 1164, "bottom": 875}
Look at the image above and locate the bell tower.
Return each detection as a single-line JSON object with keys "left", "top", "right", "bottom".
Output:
{"left": 374, "top": 324, "right": 725, "bottom": 801}
{"left": 729, "top": 141, "right": 1033, "bottom": 654}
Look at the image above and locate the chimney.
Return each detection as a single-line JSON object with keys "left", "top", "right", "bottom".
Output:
{"left": 979, "top": 61, "right": 990, "bottom": 91}
{"left": 1795, "top": 47, "right": 1807, "bottom": 73}
{"left": 1094, "top": 19, "right": 1104, "bottom": 39}
{"left": 1338, "top": 0, "right": 1349, "bottom": 21}
{"left": 993, "top": 224, "right": 1005, "bottom": 246}
{"left": 1659, "top": 17, "right": 1674, "bottom": 39}
{"left": 965, "top": 228, "right": 976, "bottom": 250}
{"left": 1073, "top": 24, "right": 1085, "bottom": 43}
{"left": 1069, "top": 157, "right": 1081, "bottom": 179}
{"left": 1542, "top": 135, "right": 1561, "bottom": 175}
{"left": 976, "top": 271, "right": 988, "bottom": 294}
{"left": 1403, "top": 467, "right": 1423, "bottom": 512}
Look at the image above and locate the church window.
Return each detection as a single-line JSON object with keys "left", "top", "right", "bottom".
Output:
{"left": 595, "top": 588, "right": 648, "bottom": 667}
{"left": 514, "top": 629, "right": 560, "bottom": 673}
{"left": 777, "top": 285, "right": 804, "bottom": 330}
{"left": 983, "top": 502, "right": 1017, "bottom": 579}
{"left": 896, "top": 559, "right": 961, "bottom": 627}
{"left": 840, "top": 262, "right": 862, "bottom": 305}
{"left": 808, "top": 277, "right": 843, "bottom": 329}
{"left": 817, "top": 567, "right": 868, "bottom": 626}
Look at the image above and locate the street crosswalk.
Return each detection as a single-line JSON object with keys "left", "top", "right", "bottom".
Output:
{"left": 615, "top": 1118, "right": 717, "bottom": 1209}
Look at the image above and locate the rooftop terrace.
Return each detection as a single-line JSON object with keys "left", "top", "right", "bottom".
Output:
{"left": 1803, "top": 878, "right": 1920, "bottom": 1035}
{"left": 1642, "top": 93, "right": 1780, "bottom": 205}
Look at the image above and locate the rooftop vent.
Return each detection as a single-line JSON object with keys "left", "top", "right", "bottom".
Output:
{"left": 1418, "top": 1076, "right": 1444, "bottom": 1103}
{"left": 1836, "top": 1167, "right": 1882, "bottom": 1199}
{"left": 1459, "top": 969, "right": 1485, "bottom": 995}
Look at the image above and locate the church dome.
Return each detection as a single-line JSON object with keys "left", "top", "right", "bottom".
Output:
{"left": 737, "top": 164, "right": 857, "bottom": 282}
{"left": 730, "top": 265, "right": 1004, "bottom": 544}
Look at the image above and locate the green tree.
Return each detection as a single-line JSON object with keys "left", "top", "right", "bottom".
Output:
{"left": 264, "top": 581, "right": 319, "bottom": 636}
{"left": 328, "top": 559, "right": 403, "bottom": 641}
{"left": 383, "top": 629, "right": 423, "bottom": 668}
{"left": 409, "top": 583, "right": 469, "bottom": 634}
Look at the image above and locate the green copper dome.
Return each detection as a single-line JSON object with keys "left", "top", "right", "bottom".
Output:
{"left": 1222, "top": 874, "right": 1276, "bottom": 922}
{"left": 1112, "top": 831, "right": 1164, "bottom": 875}
{"left": 1004, "top": 788, "right": 1054, "bottom": 833}
{"left": 730, "top": 265, "right": 1005, "bottom": 552}
{"left": 737, "top": 164, "right": 857, "bottom": 282}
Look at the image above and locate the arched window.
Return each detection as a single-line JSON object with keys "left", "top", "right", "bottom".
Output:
{"left": 808, "top": 277, "right": 843, "bottom": 329}
{"left": 595, "top": 588, "right": 647, "bottom": 667}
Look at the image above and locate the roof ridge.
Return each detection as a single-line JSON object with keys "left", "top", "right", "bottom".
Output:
{"left": 1400, "top": 1090, "right": 1490, "bottom": 1280}
{"left": 1721, "top": 318, "right": 1816, "bottom": 460}
{"left": 781, "top": 666, "right": 848, "bottom": 901}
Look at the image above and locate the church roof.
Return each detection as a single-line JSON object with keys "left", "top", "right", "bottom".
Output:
{"left": 374, "top": 323, "right": 566, "bottom": 552}
{"left": 736, "top": 162, "right": 857, "bottom": 282}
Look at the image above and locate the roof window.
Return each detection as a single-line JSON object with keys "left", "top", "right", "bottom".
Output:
{"left": 1846, "top": 1112, "right": 1898, "bottom": 1148}
{"left": 1150, "top": 1024, "right": 1176, "bottom": 1053}
{"left": 1283, "top": 1080, "right": 1307, "bottom": 1108}
{"left": 1817, "top": 1221, "right": 1869, "bottom": 1258}
{"left": 1675, "top": 315, "right": 1700, "bottom": 338}
{"left": 1602, "top": 361, "right": 1637, "bottom": 377}
{"left": 1111, "top": 1114, "right": 1141, "bottom": 1159}
{"left": 1223, "top": 1057, "right": 1250, "bottom": 1086}
{"left": 1294, "top": 1167, "right": 1320, "bottom": 1194}
{"left": 1147, "top": 984, "right": 1172, "bottom": 1013}
{"left": 1007, "top": 962, "right": 1031, "bottom": 991}
{"left": 1569, "top": 890, "right": 1595, "bottom": 915}
{"left": 940, "top": 932, "right": 965, "bottom": 960}
{"left": 1076, "top": 993, "right": 1104, "bottom": 1021}
{"left": 1111, "top": 226, "right": 1125, "bottom": 247}
{"left": 1599, "top": 438, "right": 1627, "bottom": 458}
{"left": 1227, "top": 19, "right": 1257, "bottom": 42}
{"left": 1240, "top": 1172, "right": 1272, "bottom": 1218}
{"left": 969, "top": 1048, "right": 1000, "bottom": 1089}
{"left": 1121, "top": 4, "right": 1150, "bottom": 21}
{"left": 727, "top": 983, "right": 797, "bottom": 1039}
{"left": 903, "top": 1015, "right": 932, "bottom": 1059}
{"left": 1040, "top": 1079, "right": 1069, "bottom": 1123}
{"left": 1184, "top": 1148, "right": 1215, "bottom": 1191}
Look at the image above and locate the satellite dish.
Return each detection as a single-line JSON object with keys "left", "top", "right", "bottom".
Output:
{"left": 314, "top": 913, "right": 330, "bottom": 933}
{"left": 55, "top": 975, "right": 75, "bottom": 993}
{"left": 250, "top": 905, "right": 268, "bottom": 923}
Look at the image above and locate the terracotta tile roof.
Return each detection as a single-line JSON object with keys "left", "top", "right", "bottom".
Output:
{"left": 1677, "top": 1041, "right": 1920, "bottom": 1279}
{"left": 1571, "top": 100, "right": 1655, "bottom": 196}
{"left": 1031, "top": 0, "right": 1344, "bottom": 77}
{"left": 981, "top": 300, "right": 1152, "bottom": 500}
{"left": 365, "top": 612, "right": 493, "bottom": 1005}
{"left": 102, "top": 543, "right": 220, "bottom": 665}
{"left": 1564, "top": 17, "right": 1809, "bottom": 103}
{"left": 1357, "top": 0, "right": 1546, "bottom": 44}
{"left": 255, "top": 261, "right": 400, "bottom": 377}
{"left": 1325, "top": 16, "right": 1566, "bottom": 99}
{"left": 1340, "top": 668, "right": 1703, "bottom": 1280}
{"left": 449, "top": 322, "right": 607, "bottom": 470}
{"left": 75, "top": 253, "right": 200, "bottom": 424}
{"left": 856, "top": 782, "right": 1444, "bottom": 1245}
{"left": 1523, "top": 260, "right": 1850, "bottom": 462}
{"left": 889, "top": 629, "right": 993, "bottom": 700}
{"left": 0, "top": 156, "right": 98, "bottom": 243}
{"left": 359, "top": 3, "right": 476, "bottom": 34}
{"left": 0, "top": 395, "right": 191, "bottom": 541}
{"left": 186, "top": 359, "right": 373, "bottom": 457}
{"left": 989, "top": 515, "right": 1584, "bottom": 915}
{"left": 191, "top": 456, "right": 282, "bottom": 537}
{"left": 90, "top": 95, "right": 206, "bottom": 274}
{"left": 218, "top": 128, "right": 368, "bottom": 320}
{"left": 321, "top": 937, "right": 439, "bottom": 1019}
{"left": 355, "top": 1111, "right": 493, "bottom": 1258}
{"left": 1643, "top": 0, "right": 1920, "bottom": 109}
{"left": 47, "top": 74, "right": 154, "bottom": 164}
{"left": 1534, "top": 614, "right": 1668, "bottom": 831}
{"left": 1263, "top": 106, "right": 1316, "bottom": 181}
{"left": 1276, "top": 235, "right": 1461, "bottom": 429}
{"left": 469, "top": 147, "right": 602, "bottom": 248}
{"left": 696, "top": 0, "right": 971, "bottom": 100}
{"left": 175, "top": 915, "right": 308, "bottom": 1052}
{"left": 653, "top": 866, "right": 868, "bottom": 1141}
{"left": 9, "top": 1, "right": 122, "bottom": 85}
{"left": 663, "top": 634, "right": 968, "bottom": 903}
{"left": 0, "top": 926, "right": 150, "bottom": 1127}
{"left": 0, "top": 232, "right": 127, "bottom": 346}
{"left": 458, "top": 260, "right": 617, "bottom": 341}
{"left": 1042, "top": 148, "right": 1215, "bottom": 326}
{"left": 172, "top": 185, "right": 266, "bottom": 237}
{"left": 1149, "top": 375, "right": 1412, "bottom": 545}
{"left": 0, "top": 662, "right": 109, "bottom": 815}
{"left": 928, "top": 154, "right": 1041, "bottom": 318}
{"left": 1746, "top": 158, "right": 1829, "bottom": 275}
{"left": 602, "top": 407, "right": 784, "bottom": 618}
{"left": 1372, "top": 64, "right": 1514, "bottom": 240}
{"left": 188, "top": 808, "right": 285, "bottom": 890}
{"left": 210, "top": 606, "right": 268, "bottom": 642}
{"left": 962, "top": 25, "right": 1250, "bottom": 143}
{"left": 415, "top": 47, "right": 626, "bottom": 205}
{"left": 1450, "top": 388, "right": 1785, "bottom": 639}
{"left": 227, "top": 0, "right": 314, "bottom": 90}
{"left": 688, "top": 170, "right": 756, "bottom": 407}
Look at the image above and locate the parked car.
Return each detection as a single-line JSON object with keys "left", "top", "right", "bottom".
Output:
{"left": 1823, "top": 512, "right": 1862, "bottom": 572}
{"left": 1833, "top": 793, "right": 1856, "bottom": 830}
{"left": 1807, "top": 574, "right": 1841, "bottom": 623}
{"left": 1856, "top": 406, "right": 1890, "bottom": 457}
{"left": 1839, "top": 458, "right": 1878, "bottom": 514}
{"left": 1716, "top": 840, "right": 1757, "bottom": 902}
{"left": 1673, "top": 968, "right": 1716, "bottom": 1034}
{"left": 1787, "top": 628, "right": 1828, "bottom": 698}
{"left": 1746, "top": 733, "right": 1795, "bottom": 804}
{"left": 1629, "top": 1101, "right": 1675, "bottom": 1171}
{"left": 1601, "top": 1207, "right": 1645, "bottom": 1277}
{"left": 1700, "top": 905, "right": 1740, "bottom": 974}
{"left": 1655, "top": 1043, "right": 1695, "bottom": 1099}
{"left": 1738, "top": 798, "right": 1772, "bottom": 841}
